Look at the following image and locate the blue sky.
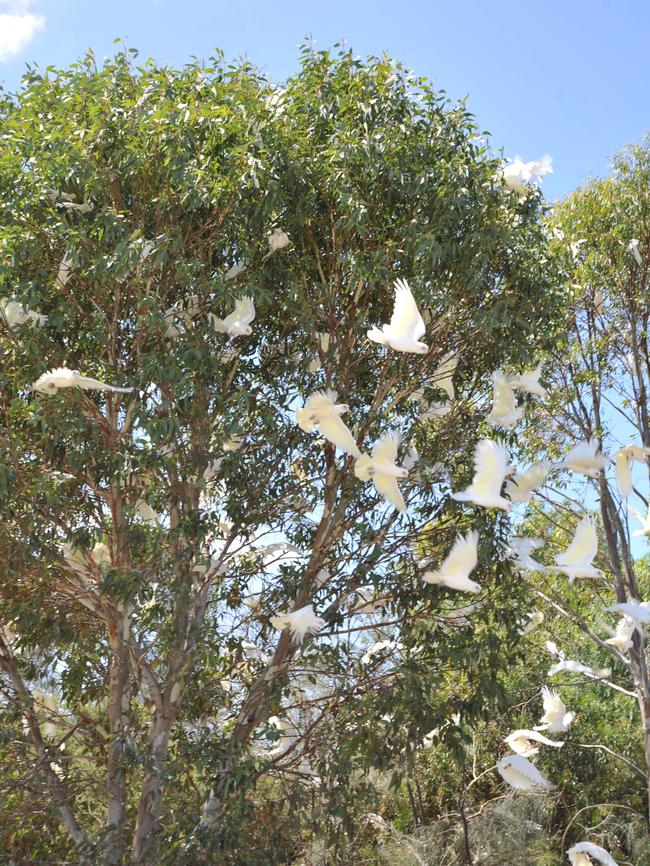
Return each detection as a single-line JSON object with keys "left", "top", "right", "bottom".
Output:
{"left": 0, "top": 0, "right": 648, "bottom": 200}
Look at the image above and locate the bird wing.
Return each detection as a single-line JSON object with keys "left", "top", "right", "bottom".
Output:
{"left": 372, "top": 434, "right": 399, "bottom": 464}
{"left": 542, "top": 687, "right": 565, "bottom": 717}
{"left": 440, "top": 531, "right": 478, "bottom": 579}
{"left": 389, "top": 279, "right": 425, "bottom": 340}
{"left": 373, "top": 473, "right": 406, "bottom": 512}
{"left": 569, "top": 843, "right": 618, "bottom": 866}
{"left": 557, "top": 517, "right": 597, "bottom": 566}
{"left": 317, "top": 416, "right": 360, "bottom": 456}
{"left": 306, "top": 389, "right": 337, "bottom": 410}
{"left": 471, "top": 439, "right": 509, "bottom": 497}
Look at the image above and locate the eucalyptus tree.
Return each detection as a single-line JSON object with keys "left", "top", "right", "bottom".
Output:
{"left": 513, "top": 138, "right": 650, "bottom": 829}
{"left": 0, "top": 46, "right": 560, "bottom": 864}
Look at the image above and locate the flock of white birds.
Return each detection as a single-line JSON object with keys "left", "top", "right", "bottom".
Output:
{"left": 2, "top": 166, "right": 643, "bottom": 863}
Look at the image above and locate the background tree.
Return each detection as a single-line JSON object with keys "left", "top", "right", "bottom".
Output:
{"left": 0, "top": 46, "right": 561, "bottom": 865}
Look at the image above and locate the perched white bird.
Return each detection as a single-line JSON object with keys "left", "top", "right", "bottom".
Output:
{"left": 615, "top": 444, "right": 650, "bottom": 499}
{"left": 488, "top": 371, "right": 524, "bottom": 427}
{"left": 296, "top": 390, "right": 360, "bottom": 457}
{"left": 518, "top": 611, "right": 545, "bottom": 636}
{"left": 31, "top": 367, "right": 134, "bottom": 395}
{"left": 54, "top": 251, "right": 73, "bottom": 289}
{"left": 504, "top": 729, "right": 564, "bottom": 757}
{"left": 267, "top": 715, "right": 298, "bottom": 757}
{"left": 496, "top": 754, "right": 554, "bottom": 791}
{"left": 562, "top": 439, "right": 609, "bottom": 477}
{"left": 534, "top": 687, "right": 575, "bottom": 733}
{"left": 354, "top": 434, "right": 409, "bottom": 512}
{"left": 606, "top": 601, "right": 650, "bottom": 625}
{"left": 605, "top": 617, "right": 636, "bottom": 652}
{"left": 507, "top": 537, "right": 546, "bottom": 572}
{"left": 422, "top": 530, "right": 480, "bottom": 593}
{"left": 241, "top": 640, "right": 270, "bottom": 664}
{"left": 505, "top": 463, "right": 549, "bottom": 504}
{"left": 0, "top": 298, "right": 47, "bottom": 328}
{"left": 452, "top": 439, "right": 512, "bottom": 510}
{"left": 501, "top": 154, "right": 553, "bottom": 194}
{"left": 307, "top": 332, "right": 332, "bottom": 373}
{"left": 628, "top": 238, "right": 643, "bottom": 266}
{"left": 570, "top": 239, "right": 588, "bottom": 260}
{"left": 210, "top": 297, "right": 256, "bottom": 338}
{"left": 420, "top": 401, "right": 452, "bottom": 421}
{"left": 270, "top": 604, "right": 325, "bottom": 644}
{"left": 568, "top": 841, "right": 619, "bottom": 866}
{"left": 134, "top": 499, "right": 160, "bottom": 527}
{"left": 508, "top": 362, "right": 547, "bottom": 397}
{"left": 431, "top": 351, "right": 459, "bottom": 399}
{"left": 57, "top": 200, "right": 94, "bottom": 214}
{"left": 265, "top": 228, "right": 290, "bottom": 256}
{"left": 554, "top": 516, "right": 601, "bottom": 585}
{"left": 224, "top": 260, "right": 247, "bottom": 281}
{"left": 627, "top": 503, "right": 650, "bottom": 537}
{"left": 351, "top": 587, "right": 390, "bottom": 615}
{"left": 360, "top": 639, "right": 399, "bottom": 666}
{"left": 367, "top": 279, "right": 428, "bottom": 354}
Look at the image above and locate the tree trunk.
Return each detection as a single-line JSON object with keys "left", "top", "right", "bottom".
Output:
{"left": 104, "top": 610, "right": 131, "bottom": 865}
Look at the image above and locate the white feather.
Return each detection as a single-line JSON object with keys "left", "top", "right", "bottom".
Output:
{"left": 452, "top": 439, "right": 512, "bottom": 510}
{"left": 422, "top": 530, "right": 480, "bottom": 593}
{"left": 367, "top": 279, "right": 428, "bottom": 354}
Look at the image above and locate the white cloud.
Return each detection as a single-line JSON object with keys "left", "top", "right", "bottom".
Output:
{"left": 0, "top": 2, "right": 45, "bottom": 62}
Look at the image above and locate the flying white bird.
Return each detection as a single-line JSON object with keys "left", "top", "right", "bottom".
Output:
{"left": 507, "top": 537, "right": 546, "bottom": 572}
{"left": 562, "top": 439, "right": 609, "bottom": 477}
{"left": 367, "top": 279, "right": 428, "bottom": 354}
{"left": 504, "top": 729, "right": 564, "bottom": 757}
{"left": 606, "top": 601, "right": 650, "bottom": 625}
{"left": 568, "top": 842, "right": 619, "bottom": 866}
{"left": 210, "top": 297, "right": 256, "bottom": 338}
{"left": 628, "top": 238, "right": 643, "bottom": 266}
{"left": 270, "top": 604, "right": 325, "bottom": 644}
{"left": 615, "top": 444, "right": 650, "bottom": 499}
{"left": 422, "top": 530, "right": 480, "bottom": 593}
{"left": 627, "top": 503, "right": 650, "bottom": 537}
{"left": 508, "top": 362, "right": 547, "bottom": 397}
{"left": 496, "top": 754, "right": 554, "bottom": 791}
{"left": 31, "top": 367, "right": 134, "bottom": 395}
{"left": 296, "top": 390, "right": 360, "bottom": 457}
{"left": 534, "top": 687, "right": 575, "bottom": 733}
{"left": 554, "top": 516, "right": 601, "bottom": 585}
{"left": 505, "top": 463, "right": 549, "bottom": 504}
{"left": 605, "top": 617, "right": 636, "bottom": 652}
{"left": 452, "top": 439, "right": 512, "bottom": 510}
{"left": 546, "top": 641, "right": 611, "bottom": 679}
{"left": 355, "top": 434, "right": 409, "bottom": 512}
{"left": 0, "top": 298, "right": 47, "bottom": 328}
{"left": 501, "top": 154, "right": 553, "bottom": 194}
{"left": 307, "top": 332, "right": 332, "bottom": 372}
{"left": 488, "top": 371, "right": 524, "bottom": 427}
{"left": 431, "top": 351, "right": 459, "bottom": 399}
{"left": 518, "top": 611, "right": 545, "bottom": 635}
